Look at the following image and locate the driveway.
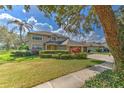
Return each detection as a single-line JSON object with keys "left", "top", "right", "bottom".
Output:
{"left": 88, "top": 54, "right": 114, "bottom": 63}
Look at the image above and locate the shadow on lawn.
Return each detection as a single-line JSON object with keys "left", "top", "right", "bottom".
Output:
{"left": 89, "top": 62, "right": 113, "bottom": 73}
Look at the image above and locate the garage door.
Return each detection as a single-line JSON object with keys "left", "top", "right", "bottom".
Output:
{"left": 69, "top": 46, "right": 81, "bottom": 53}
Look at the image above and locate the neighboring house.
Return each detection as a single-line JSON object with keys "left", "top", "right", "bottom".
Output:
{"left": 83, "top": 42, "right": 109, "bottom": 52}
{"left": 27, "top": 31, "right": 84, "bottom": 52}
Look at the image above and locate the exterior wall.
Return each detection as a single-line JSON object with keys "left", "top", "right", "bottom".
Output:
{"left": 27, "top": 33, "right": 67, "bottom": 50}
{"left": 50, "top": 35, "right": 67, "bottom": 41}
{"left": 27, "top": 34, "right": 45, "bottom": 50}
{"left": 57, "top": 45, "right": 66, "bottom": 50}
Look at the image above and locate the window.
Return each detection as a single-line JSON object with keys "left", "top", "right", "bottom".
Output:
{"left": 51, "top": 36, "right": 57, "bottom": 41}
{"left": 32, "top": 35, "right": 42, "bottom": 40}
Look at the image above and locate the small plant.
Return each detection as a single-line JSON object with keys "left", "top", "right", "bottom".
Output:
{"left": 83, "top": 70, "right": 124, "bottom": 88}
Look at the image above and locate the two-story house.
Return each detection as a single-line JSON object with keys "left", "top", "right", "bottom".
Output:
{"left": 27, "top": 31, "right": 85, "bottom": 52}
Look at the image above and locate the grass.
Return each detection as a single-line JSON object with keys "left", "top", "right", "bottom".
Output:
{"left": 96, "top": 52, "right": 111, "bottom": 55}
{"left": 0, "top": 51, "right": 102, "bottom": 88}
{"left": 0, "top": 51, "right": 39, "bottom": 64}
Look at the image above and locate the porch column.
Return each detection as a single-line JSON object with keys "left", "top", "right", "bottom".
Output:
{"left": 45, "top": 44, "right": 48, "bottom": 50}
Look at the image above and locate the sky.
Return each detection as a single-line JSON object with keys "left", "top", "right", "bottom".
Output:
{"left": 0, "top": 5, "right": 120, "bottom": 42}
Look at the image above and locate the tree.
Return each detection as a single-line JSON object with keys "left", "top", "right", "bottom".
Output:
{"left": 94, "top": 6, "right": 124, "bottom": 71}
{"left": 36, "top": 5, "right": 124, "bottom": 72}
{"left": 8, "top": 19, "right": 33, "bottom": 43}
{"left": 0, "top": 5, "right": 124, "bottom": 71}
{"left": 0, "top": 26, "right": 20, "bottom": 50}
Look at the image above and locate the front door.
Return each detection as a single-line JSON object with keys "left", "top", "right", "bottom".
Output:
{"left": 47, "top": 45, "right": 57, "bottom": 50}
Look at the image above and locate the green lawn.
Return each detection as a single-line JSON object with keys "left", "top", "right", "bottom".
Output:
{"left": 0, "top": 51, "right": 40, "bottom": 64}
{"left": 0, "top": 51, "right": 103, "bottom": 88}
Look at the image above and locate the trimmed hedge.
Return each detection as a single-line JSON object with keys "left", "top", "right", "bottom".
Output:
{"left": 11, "top": 50, "right": 39, "bottom": 57}
{"left": 59, "top": 54, "right": 72, "bottom": 59}
{"left": 40, "top": 52, "right": 87, "bottom": 59}
{"left": 40, "top": 54, "right": 52, "bottom": 58}
{"left": 72, "top": 53, "right": 87, "bottom": 59}
{"left": 52, "top": 53, "right": 62, "bottom": 59}
{"left": 83, "top": 70, "right": 124, "bottom": 88}
{"left": 11, "top": 50, "right": 33, "bottom": 57}
{"left": 40, "top": 50, "right": 69, "bottom": 54}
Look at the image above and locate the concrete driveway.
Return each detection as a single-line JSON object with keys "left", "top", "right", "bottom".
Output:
{"left": 88, "top": 54, "right": 114, "bottom": 63}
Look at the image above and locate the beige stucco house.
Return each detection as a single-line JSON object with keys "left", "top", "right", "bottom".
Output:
{"left": 27, "top": 31, "right": 85, "bottom": 52}
{"left": 27, "top": 31, "right": 106, "bottom": 53}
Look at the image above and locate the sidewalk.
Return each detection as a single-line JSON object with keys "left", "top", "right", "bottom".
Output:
{"left": 34, "top": 54, "right": 113, "bottom": 88}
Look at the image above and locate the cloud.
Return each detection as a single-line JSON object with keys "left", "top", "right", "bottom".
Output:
{"left": 53, "top": 28, "right": 85, "bottom": 42}
{"left": 22, "top": 9, "right": 26, "bottom": 13}
{"left": 0, "top": 13, "right": 103, "bottom": 42}
{"left": 0, "top": 13, "right": 53, "bottom": 32}
{"left": 0, "top": 13, "right": 22, "bottom": 22}
{"left": 34, "top": 23, "right": 53, "bottom": 32}
{"left": 27, "top": 16, "right": 37, "bottom": 25}
{"left": 27, "top": 17, "right": 53, "bottom": 32}
{"left": 99, "top": 37, "right": 106, "bottom": 43}
{"left": 53, "top": 28, "right": 104, "bottom": 42}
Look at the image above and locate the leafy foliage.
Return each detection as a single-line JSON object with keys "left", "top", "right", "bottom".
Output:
{"left": 18, "top": 43, "right": 29, "bottom": 50}
{"left": 40, "top": 52, "right": 87, "bottom": 59}
{"left": 0, "top": 26, "right": 20, "bottom": 50}
{"left": 115, "top": 6, "right": 124, "bottom": 58}
{"left": 8, "top": 19, "right": 33, "bottom": 43}
{"left": 84, "top": 70, "right": 124, "bottom": 88}
{"left": 40, "top": 50, "right": 69, "bottom": 54}
{"left": 37, "top": 6, "right": 101, "bottom": 35}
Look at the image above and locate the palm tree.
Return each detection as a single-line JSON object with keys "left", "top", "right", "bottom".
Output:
{"left": 8, "top": 19, "right": 33, "bottom": 43}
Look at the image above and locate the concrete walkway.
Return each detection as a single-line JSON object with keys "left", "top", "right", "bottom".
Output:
{"left": 34, "top": 54, "right": 114, "bottom": 88}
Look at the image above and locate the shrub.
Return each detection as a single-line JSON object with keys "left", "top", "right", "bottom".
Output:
{"left": 40, "top": 54, "right": 52, "bottom": 58}
{"left": 71, "top": 53, "right": 87, "bottom": 59}
{"left": 40, "top": 50, "right": 69, "bottom": 54}
{"left": 60, "top": 54, "right": 72, "bottom": 59}
{"left": 18, "top": 43, "right": 29, "bottom": 50}
{"left": 39, "top": 50, "right": 87, "bottom": 59}
{"left": 83, "top": 70, "right": 124, "bottom": 88}
{"left": 52, "top": 53, "right": 62, "bottom": 59}
{"left": 11, "top": 50, "right": 32, "bottom": 57}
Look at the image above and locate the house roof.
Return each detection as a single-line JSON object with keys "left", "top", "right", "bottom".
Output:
{"left": 61, "top": 39, "right": 83, "bottom": 46}
{"left": 28, "top": 31, "right": 69, "bottom": 39}
{"left": 28, "top": 31, "right": 105, "bottom": 47}
{"left": 45, "top": 40, "right": 66, "bottom": 45}
{"left": 81, "top": 42, "right": 105, "bottom": 47}
{"left": 45, "top": 39, "right": 83, "bottom": 46}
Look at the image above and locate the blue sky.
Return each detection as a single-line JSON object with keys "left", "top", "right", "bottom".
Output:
{"left": 0, "top": 5, "right": 120, "bottom": 42}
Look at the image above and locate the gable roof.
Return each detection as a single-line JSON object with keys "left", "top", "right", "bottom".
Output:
{"left": 28, "top": 31, "right": 69, "bottom": 39}
{"left": 45, "top": 40, "right": 66, "bottom": 45}
{"left": 45, "top": 39, "right": 83, "bottom": 46}
{"left": 61, "top": 39, "right": 83, "bottom": 46}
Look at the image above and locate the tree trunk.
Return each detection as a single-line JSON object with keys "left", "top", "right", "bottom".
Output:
{"left": 94, "top": 5, "right": 124, "bottom": 72}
